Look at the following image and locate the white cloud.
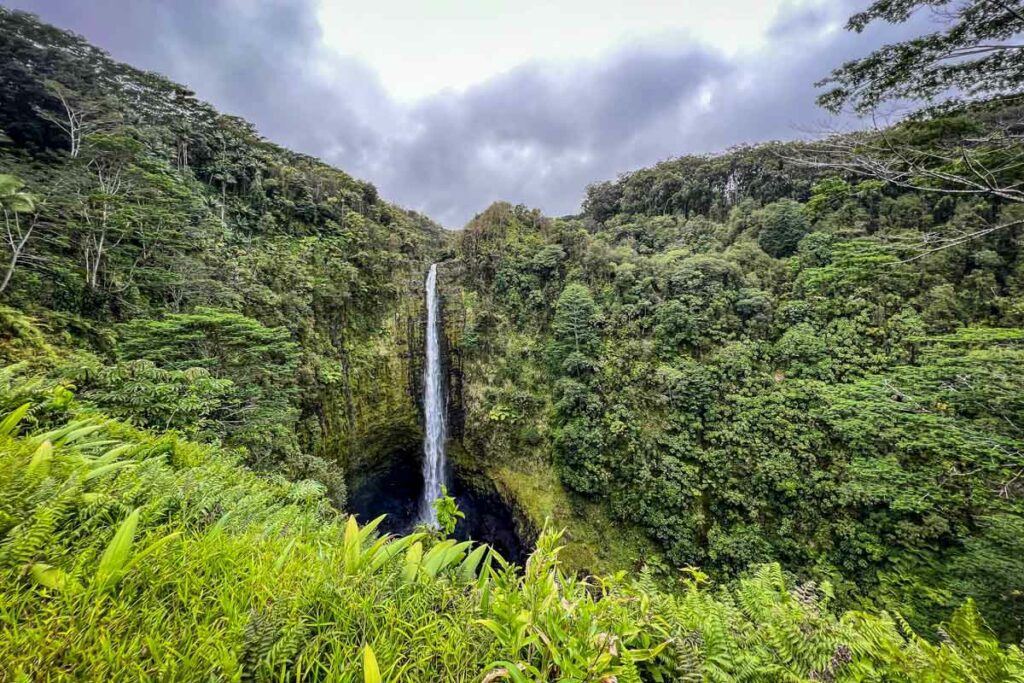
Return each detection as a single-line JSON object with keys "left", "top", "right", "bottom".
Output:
{"left": 315, "top": 0, "right": 829, "bottom": 101}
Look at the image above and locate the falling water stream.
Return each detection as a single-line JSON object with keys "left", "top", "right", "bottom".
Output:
{"left": 419, "top": 263, "right": 446, "bottom": 525}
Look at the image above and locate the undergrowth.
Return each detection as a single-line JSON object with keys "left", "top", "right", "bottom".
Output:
{"left": 0, "top": 376, "right": 1021, "bottom": 681}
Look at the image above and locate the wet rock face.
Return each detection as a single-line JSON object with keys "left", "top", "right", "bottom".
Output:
{"left": 347, "top": 442, "right": 526, "bottom": 564}
{"left": 435, "top": 262, "right": 466, "bottom": 441}
{"left": 447, "top": 474, "right": 527, "bottom": 565}
{"left": 347, "top": 441, "right": 424, "bottom": 535}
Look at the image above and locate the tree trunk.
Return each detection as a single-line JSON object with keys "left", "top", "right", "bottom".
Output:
{"left": 0, "top": 253, "right": 16, "bottom": 293}
{"left": 1, "top": 215, "right": 32, "bottom": 294}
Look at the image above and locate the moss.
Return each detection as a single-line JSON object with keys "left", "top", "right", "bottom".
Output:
{"left": 488, "top": 458, "right": 654, "bottom": 575}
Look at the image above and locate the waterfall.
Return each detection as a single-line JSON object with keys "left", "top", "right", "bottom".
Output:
{"left": 419, "top": 263, "right": 447, "bottom": 525}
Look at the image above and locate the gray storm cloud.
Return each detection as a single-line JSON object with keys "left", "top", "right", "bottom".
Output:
{"left": 7, "top": 0, "right": 924, "bottom": 226}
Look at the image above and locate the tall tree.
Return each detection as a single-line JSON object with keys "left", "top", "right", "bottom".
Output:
{"left": 550, "top": 283, "right": 601, "bottom": 362}
{"left": 36, "top": 80, "right": 120, "bottom": 159}
{"left": 74, "top": 132, "right": 143, "bottom": 289}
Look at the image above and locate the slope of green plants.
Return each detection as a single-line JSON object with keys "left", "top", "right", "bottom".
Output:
{"left": 0, "top": 8, "right": 446, "bottom": 501}
{"left": 0, "top": 373, "right": 1022, "bottom": 681}
{"left": 447, "top": 119, "right": 1024, "bottom": 641}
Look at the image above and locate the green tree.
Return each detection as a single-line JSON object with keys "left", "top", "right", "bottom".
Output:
{"left": 118, "top": 308, "right": 302, "bottom": 471}
{"left": 36, "top": 79, "right": 121, "bottom": 158}
{"left": 549, "top": 283, "right": 601, "bottom": 364}
{"left": 75, "top": 359, "right": 232, "bottom": 435}
{"left": 758, "top": 199, "right": 810, "bottom": 258}
{"left": 73, "top": 132, "right": 145, "bottom": 290}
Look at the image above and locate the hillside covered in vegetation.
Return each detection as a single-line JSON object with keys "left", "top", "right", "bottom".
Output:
{"left": 2, "top": 2, "right": 1024, "bottom": 680}
{"left": 0, "top": 7, "right": 445, "bottom": 508}
{"left": 1, "top": 323, "right": 1021, "bottom": 681}
{"left": 448, "top": 134, "right": 1024, "bottom": 642}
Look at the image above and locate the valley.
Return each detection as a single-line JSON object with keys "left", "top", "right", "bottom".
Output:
{"left": 2, "top": 3, "right": 1024, "bottom": 680}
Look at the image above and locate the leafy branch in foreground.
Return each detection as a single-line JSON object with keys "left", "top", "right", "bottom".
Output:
{"left": 817, "top": 0, "right": 1024, "bottom": 115}
{"left": 804, "top": 1, "right": 1024, "bottom": 254}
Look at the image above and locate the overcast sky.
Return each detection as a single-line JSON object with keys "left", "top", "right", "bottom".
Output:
{"left": 7, "top": 0, "right": 927, "bottom": 226}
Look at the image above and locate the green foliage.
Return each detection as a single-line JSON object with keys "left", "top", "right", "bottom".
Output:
{"left": 454, "top": 110, "right": 1024, "bottom": 642}
{"left": 363, "top": 644, "right": 382, "bottom": 683}
{"left": 74, "top": 359, "right": 232, "bottom": 435}
{"left": 0, "top": 378, "right": 1022, "bottom": 679}
{"left": 3, "top": 6, "right": 1024, "bottom": 676}
{"left": 0, "top": 7, "right": 446, "bottom": 501}
{"left": 758, "top": 198, "right": 811, "bottom": 258}
{"left": 0, "top": 175, "right": 34, "bottom": 213}
{"left": 433, "top": 484, "right": 465, "bottom": 536}
{"left": 0, "top": 173, "right": 37, "bottom": 293}
{"left": 549, "top": 283, "right": 601, "bottom": 366}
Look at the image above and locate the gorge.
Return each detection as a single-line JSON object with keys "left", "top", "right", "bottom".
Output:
{"left": 346, "top": 261, "right": 528, "bottom": 562}
{"left": 1, "top": 4, "right": 1024, "bottom": 679}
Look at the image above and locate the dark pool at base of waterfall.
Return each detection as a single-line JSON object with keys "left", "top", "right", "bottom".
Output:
{"left": 347, "top": 446, "right": 528, "bottom": 565}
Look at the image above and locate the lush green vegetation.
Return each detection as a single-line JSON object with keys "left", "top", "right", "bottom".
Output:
{"left": 3, "top": 2, "right": 1024, "bottom": 679}
{"left": 451, "top": 132, "right": 1024, "bottom": 641}
{"left": 1, "top": 369, "right": 1022, "bottom": 680}
{"left": 0, "top": 8, "right": 443, "bottom": 505}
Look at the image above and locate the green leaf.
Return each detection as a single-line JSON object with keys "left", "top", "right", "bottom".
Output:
{"left": 363, "top": 644, "right": 382, "bottom": 683}
{"left": 25, "top": 440, "right": 52, "bottom": 477}
{"left": 420, "top": 539, "right": 455, "bottom": 579}
{"left": 402, "top": 541, "right": 423, "bottom": 584}
{"left": 357, "top": 514, "right": 386, "bottom": 544}
{"left": 368, "top": 533, "right": 421, "bottom": 573}
{"left": 207, "top": 511, "right": 233, "bottom": 537}
{"left": 59, "top": 424, "right": 103, "bottom": 445}
{"left": 30, "top": 563, "right": 82, "bottom": 593}
{"left": 95, "top": 443, "right": 136, "bottom": 462}
{"left": 95, "top": 507, "right": 140, "bottom": 592}
{"left": 458, "top": 544, "right": 488, "bottom": 583}
{"left": 122, "top": 531, "right": 182, "bottom": 575}
{"left": 83, "top": 460, "right": 135, "bottom": 482}
{"left": 272, "top": 536, "right": 298, "bottom": 574}
{"left": 343, "top": 515, "right": 361, "bottom": 575}
{"left": 30, "top": 420, "right": 91, "bottom": 447}
{"left": 0, "top": 403, "right": 31, "bottom": 437}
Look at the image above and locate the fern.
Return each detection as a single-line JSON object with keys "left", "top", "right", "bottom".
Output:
{"left": 0, "top": 385, "right": 1022, "bottom": 680}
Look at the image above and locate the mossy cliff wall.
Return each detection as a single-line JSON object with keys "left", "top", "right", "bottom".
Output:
{"left": 328, "top": 270, "right": 427, "bottom": 487}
